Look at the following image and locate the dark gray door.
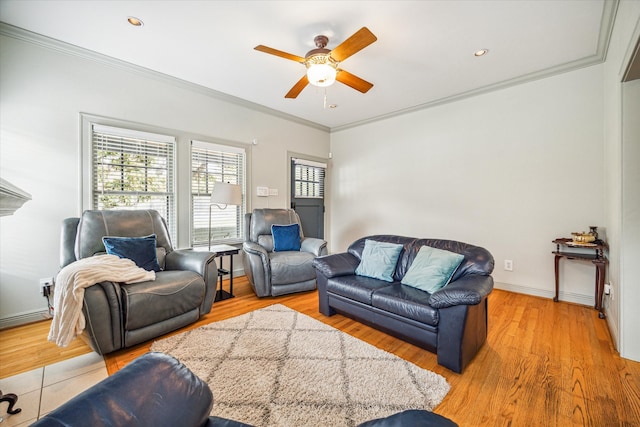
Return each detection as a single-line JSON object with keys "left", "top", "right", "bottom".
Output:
{"left": 291, "top": 158, "right": 325, "bottom": 239}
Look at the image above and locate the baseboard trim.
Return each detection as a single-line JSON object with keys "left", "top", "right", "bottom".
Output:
{"left": 0, "top": 310, "right": 51, "bottom": 330}
{"left": 494, "top": 282, "right": 595, "bottom": 308}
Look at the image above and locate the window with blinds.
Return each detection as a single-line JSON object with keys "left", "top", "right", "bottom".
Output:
{"left": 191, "top": 141, "right": 245, "bottom": 246}
{"left": 91, "top": 124, "right": 176, "bottom": 235}
{"left": 293, "top": 158, "right": 326, "bottom": 199}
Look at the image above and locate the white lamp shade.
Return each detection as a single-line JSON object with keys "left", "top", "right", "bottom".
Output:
{"left": 210, "top": 182, "right": 242, "bottom": 206}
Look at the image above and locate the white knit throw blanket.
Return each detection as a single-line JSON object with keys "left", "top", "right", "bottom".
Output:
{"left": 48, "top": 254, "right": 156, "bottom": 347}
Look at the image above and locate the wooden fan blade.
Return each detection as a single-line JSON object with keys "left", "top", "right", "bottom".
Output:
{"left": 285, "top": 75, "right": 309, "bottom": 98}
{"left": 330, "top": 27, "right": 377, "bottom": 63}
{"left": 254, "top": 45, "right": 306, "bottom": 63}
{"left": 336, "top": 69, "right": 373, "bottom": 93}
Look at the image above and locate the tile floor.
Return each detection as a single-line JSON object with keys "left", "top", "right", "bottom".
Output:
{"left": 0, "top": 352, "right": 108, "bottom": 426}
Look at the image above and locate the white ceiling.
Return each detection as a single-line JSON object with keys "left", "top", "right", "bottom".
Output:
{"left": 0, "top": 0, "right": 615, "bottom": 131}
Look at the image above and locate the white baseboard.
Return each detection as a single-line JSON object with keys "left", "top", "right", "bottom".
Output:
{"left": 0, "top": 310, "right": 51, "bottom": 330}
{"left": 494, "top": 282, "right": 595, "bottom": 307}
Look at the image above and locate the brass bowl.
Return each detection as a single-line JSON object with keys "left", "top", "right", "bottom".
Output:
{"left": 572, "top": 232, "right": 596, "bottom": 243}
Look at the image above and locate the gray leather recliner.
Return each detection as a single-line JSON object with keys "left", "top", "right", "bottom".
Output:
{"left": 59, "top": 209, "right": 218, "bottom": 354}
{"left": 242, "top": 208, "right": 327, "bottom": 297}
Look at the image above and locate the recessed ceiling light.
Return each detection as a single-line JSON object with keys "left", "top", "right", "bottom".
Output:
{"left": 127, "top": 16, "right": 144, "bottom": 27}
{"left": 329, "top": 104, "right": 338, "bottom": 109}
{"left": 474, "top": 49, "right": 489, "bottom": 57}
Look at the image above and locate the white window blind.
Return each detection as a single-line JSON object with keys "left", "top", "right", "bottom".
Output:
{"left": 293, "top": 158, "right": 326, "bottom": 199}
{"left": 91, "top": 124, "right": 176, "bottom": 236}
{"left": 191, "top": 141, "right": 245, "bottom": 246}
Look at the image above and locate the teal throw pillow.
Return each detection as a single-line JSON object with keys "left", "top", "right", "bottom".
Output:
{"left": 355, "top": 239, "right": 404, "bottom": 282}
{"left": 272, "top": 223, "right": 301, "bottom": 252}
{"left": 401, "top": 245, "right": 464, "bottom": 293}
{"left": 102, "top": 234, "right": 162, "bottom": 272}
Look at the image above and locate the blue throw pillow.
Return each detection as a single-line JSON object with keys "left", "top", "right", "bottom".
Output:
{"left": 355, "top": 239, "right": 404, "bottom": 282}
{"left": 401, "top": 245, "right": 464, "bottom": 293}
{"left": 272, "top": 223, "right": 301, "bottom": 252}
{"left": 102, "top": 234, "right": 162, "bottom": 272}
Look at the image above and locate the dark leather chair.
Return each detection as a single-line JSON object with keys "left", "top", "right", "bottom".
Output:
{"left": 59, "top": 210, "right": 218, "bottom": 354}
{"left": 31, "top": 352, "right": 457, "bottom": 427}
{"left": 30, "top": 352, "right": 250, "bottom": 427}
{"left": 242, "top": 208, "right": 327, "bottom": 297}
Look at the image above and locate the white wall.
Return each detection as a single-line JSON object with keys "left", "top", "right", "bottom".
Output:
{"left": 0, "top": 31, "right": 330, "bottom": 326}
{"left": 330, "top": 65, "right": 605, "bottom": 305}
{"left": 602, "top": 0, "right": 640, "bottom": 361}
{"left": 621, "top": 79, "right": 640, "bottom": 360}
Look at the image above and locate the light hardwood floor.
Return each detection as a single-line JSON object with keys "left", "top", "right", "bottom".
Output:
{"left": 2, "top": 276, "right": 639, "bottom": 426}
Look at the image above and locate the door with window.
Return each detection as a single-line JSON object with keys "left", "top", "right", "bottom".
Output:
{"left": 291, "top": 158, "right": 326, "bottom": 239}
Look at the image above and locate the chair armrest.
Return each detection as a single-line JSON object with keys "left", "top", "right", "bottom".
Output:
{"left": 243, "top": 241, "right": 268, "bottom": 258}
{"left": 312, "top": 253, "right": 359, "bottom": 279}
{"left": 428, "top": 275, "right": 494, "bottom": 308}
{"left": 242, "top": 242, "right": 271, "bottom": 297}
{"left": 165, "top": 249, "right": 218, "bottom": 314}
{"left": 165, "top": 249, "right": 216, "bottom": 276}
{"left": 301, "top": 237, "right": 328, "bottom": 256}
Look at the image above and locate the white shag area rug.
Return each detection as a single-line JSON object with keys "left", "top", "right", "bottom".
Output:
{"left": 150, "top": 304, "right": 450, "bottom": 427}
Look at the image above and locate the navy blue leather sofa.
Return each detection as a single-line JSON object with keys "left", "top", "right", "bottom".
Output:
{"left": 314, "top": 235, "right": 495, "bottom": 373}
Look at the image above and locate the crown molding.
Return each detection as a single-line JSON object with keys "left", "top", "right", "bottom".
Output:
{"left": 1, "top": 0, "right": 619, "bottom": 135}
{"left": 331, "top": 0, "right": 620, "bottom": 133}
{"left": 0, "top": 22, "right": 330, "bottom": 133}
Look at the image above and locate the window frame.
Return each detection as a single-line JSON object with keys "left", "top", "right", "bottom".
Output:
{"left": 292, "top": 157, "right": 326, "bottom": 199}
{"left": 82, "top": 114, "right": 252, "bottom": 249}
{"left": 82, "top": 117, "right": 177, "bottom": 238}
{"left": 190, "top": 140, "right": 246, "bottom": 247}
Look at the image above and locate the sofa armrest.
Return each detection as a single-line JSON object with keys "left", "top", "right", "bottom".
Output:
{"left": 313, "top": 253, "right": 360, "bottom": 278}
{"left": 428, "top": 275, "right": 494, "bottom": 308}
{"left": 301, "top": 237, "right": 328, "bottom": 256}
{"left": 31, "top": 352, "right": 213, "bottom": 427}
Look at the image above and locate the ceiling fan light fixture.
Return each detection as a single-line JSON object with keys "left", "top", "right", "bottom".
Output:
{"left": 306, "top": 55, "right": 337, "bottom": 87}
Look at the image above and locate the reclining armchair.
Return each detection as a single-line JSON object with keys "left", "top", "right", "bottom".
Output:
{"left": 242, "top": 208, "right": 327, "bottom": 297}
{"left": 59, "top": 209, "right": 218, "bottom": 354}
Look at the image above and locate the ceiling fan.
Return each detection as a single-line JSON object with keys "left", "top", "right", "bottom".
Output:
{"left": 254, "top": 27, "right": 377, "bottom": 99}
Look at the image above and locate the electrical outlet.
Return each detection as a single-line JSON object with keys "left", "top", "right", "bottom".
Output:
{"left": 504, "top": 260, "right": 513, "bottom": 271}
{"left": 40, "top": 277, "right": 54, "bottom": 296}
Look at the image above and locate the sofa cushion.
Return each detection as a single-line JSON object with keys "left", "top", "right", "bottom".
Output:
{"left": 401, "top": 245, "right": 464, "bottom": 293}
{"left": 121, "top": 270, "right": 204, "bottom": 330}
{"left": 410, "top": 238, "right": 495, "bottom": 281}
{"left": 269, "top": 251, "right": 316, "bottom": 285}
{"left": 355, "top": 240, "right": 404, "bottom": 282}
{"left": 327, "top": 275, "right": 392, "bottom": 305}
{"left": 102, "top": 234, "right": 162, "bottom": 272}
{"left": 272, "top": 223, "right": 301, "bottom": 252}
{"left": 371, "top": 284, "right": 439, "bottom": 326}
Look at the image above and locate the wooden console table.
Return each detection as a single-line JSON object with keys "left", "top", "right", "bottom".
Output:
{"left": 552, "top": 238, "right": 608, "bottom": 319}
